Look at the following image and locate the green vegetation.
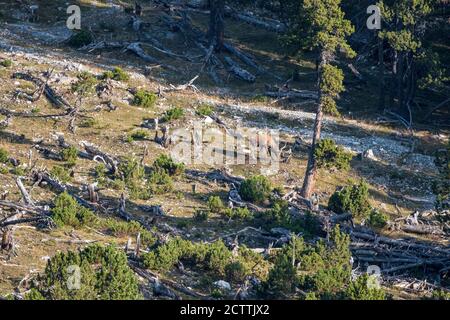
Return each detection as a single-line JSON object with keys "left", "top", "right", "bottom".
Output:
{"left": 196, "top": 103, "right": 214, "bottom": 117}
{"left": 127, "top": 129, "right": 149, "bottom": 142}
{"left": 345, "top": 274, "right": 386, "bottom": 300}
{"left": 79, "top": 117, "right": 98, "bottom": 128}
{"left": 71, "top": 72, "right": 98, "bottom": 95}
{"left": 102, "top": 67, "right": 130, "bottom": 81}
{"left": 315, "top": 139, "right": 353, "bottom": 171}
{"left": 430, "top": 289, "right": 450, "bottom": 300}
{"left": 98, "top": 218, "right": 156, "bottom": 247}
{"left": 92, "top": 154, "right": 183, "bottom": 200}
{"left": 0, "top": 59, "right": 12, "bottom": 68}
{"left": 67, "top": 29, "right": 93, "bottom": 48}
{"left": 147, "top": 169, "right": 174, "bottom": 195}
{"left": 328, "top": 181, "right": 372, "bottom": 218}
{"left": 222, "top": 207, "right": 252, "bottom": 221}
{"left": 152, "top": 154, "right": 185, "bottom": 176}
{"left": 60, "top": 146, "right": 78, "bottom": 167}
{"left": 26, "top": 244, "right": 141, "bottom": 300}
{"left": 239, "top": 175, "right": 272, "bottom": 204}
{"left": 260, "top": 226, "right": 385, "bottom": 299}
{"left": 225, "top": 261, "right": 249, "bottom": 283}
{"left": 434, "top": 140, "right": 450, "bottom": 213}
{"left": 207, "top": 196, "right": 224, "bottom": 213}
{"left": 133, "top": 89, "right": 157, "bottom": 108}
{"left": 0, "top": 148, "right": 8, "bottom": 163}
{"left": 366, "top": 210, "right": 388, "bottom": 229}
{"left": 51, "top": 192, "right": 96, "bottom": 228}
{"left": 193, "top": 209, "right": 209, "bottom": 222}
{"left": 142, "top": 238, "right": 233, "bottom": 276}
{"left": 50, "top": 165, "right": 72, "bottom": 184}
{"left": 161, "top": 106, "right": 185, "bottom": 122}
{"left": 118, "top": 156, "right": 148, "bottom": 200}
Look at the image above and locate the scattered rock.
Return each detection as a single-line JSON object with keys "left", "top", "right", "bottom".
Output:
{"left": 362, "top": 148, "right": 377, "bottom": 161}
{"left": 213, "top": 280, "right": 231, "bottom": 291}
{"left": 270, "top": 227, "right": 291, "bottom": 237}
{"left": 402, "top": 153, "right": 438, "bottom": 174}
{"left": 153, "top": 279, "right": 177, "bottom": 299}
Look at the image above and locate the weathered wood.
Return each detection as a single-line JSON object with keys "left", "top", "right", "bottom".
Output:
{"left": 129, "top": 261, "right": 207, "bottom": 298}
{"left": 12, "top": 73, "right": 72, "bottom": 109}
{"left": 224, "top": 56, "right": 256, "bottom": 82}
{"left": 87, "top": 183, "right": 99, "bottom": 203}
{"left": 33, "top": 171, "right": 97, "bottom": 211}
{"left": 81, "top": 142, "right": 119, "bottom": 175}
{"left": 15, "top": 177, "right": 35, "bottom": 206}
{"left": 126, "top": 42, "right": 158, "bottom": 63}
{"left": 265, "top": 90, "right": 318, "bottom": 100}
{"left": 1, "top": 228, "right": 13, "bottom": 251}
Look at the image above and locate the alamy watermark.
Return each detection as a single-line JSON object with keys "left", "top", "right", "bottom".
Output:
{"left": 366, "top": 265, "right": 382, "bottom": 289}
{"left": 169, "top": 123, "right": 280, "bottom": 175}
{"left": 367, "top": 4, "right": 382, "bottom": 30}
{"left": 67, "top": 265, "right": 81, "bottom": 290}
{"left": 66, "top": 5, "right": 81, "bottom": 30}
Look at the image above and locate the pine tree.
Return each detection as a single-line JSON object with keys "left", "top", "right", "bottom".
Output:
{"left": 378, "top": 0, "right": 434, "bottom": 115}
{"left": 299, "top": 0, "right": 356, "bottom": 199}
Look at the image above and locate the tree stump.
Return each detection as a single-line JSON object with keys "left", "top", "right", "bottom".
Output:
{"left": 1, "top": 228, "right": 14, "bottom": 252}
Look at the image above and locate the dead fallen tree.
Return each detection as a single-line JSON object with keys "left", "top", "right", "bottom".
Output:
{"left": 345, "top": 226, "right": 450, "bottom": 274}
{"left": 185, "top": 168, "right": 244, "bottom": 186}
{"left": 184, "top": 1, "right": 286, "bottom": 32}
{"left": 224, "top": 56, "right": 256, "bottom": 82}
{"left": 129, "top": 260, "right": 207, "bottom": 299}
{"left": 391, "top": 211, "right": 448, "bottom": 237}
{"left": 265, "top": 89, "right": 318, "bottom": 100}
{"left": 32, "top": 170, "right": 98, "bottom": 212}
{"left": 227, "top": 8, "right": 287, "bottom": 33}
{"left": 12, "top": 72, "right": 72, "bottom": 109}
{"left": 284, "top": 192, "right": 450, "bottom": 278}
{"left": 126, "top": 42, "right": 177, "bottom": 71}
{"left": 81, "top": 141, "right": 119, "bottom": 175}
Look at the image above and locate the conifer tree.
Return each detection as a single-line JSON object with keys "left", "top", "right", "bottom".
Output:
{"left": 378, "top": 0, "right": 435, "bottom": 115}
{"left": 299, "top": 0, "right": 356, "bottom": 199}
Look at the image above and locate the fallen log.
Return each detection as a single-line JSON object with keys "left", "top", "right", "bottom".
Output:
{"left": 12, "top": 73, "right": 72, "bottom": 109}
{"left": 79, "top": 41, "right": 127, "bottom": 52}
{"left": 223, "top": 42, "right": 262, "bottom": 72}
{"left": 81, "top": 142, "right": 119, "bottom": 175}
{"left": 126, "top": 42, "right": 177, "bottom": 71}
{"left": 184, "top": 2, "right": 286, "bottom": 33}
{"left": 224, "top": 56, "right": 256, "bottom": 83}
{"left": 129, "top": 261, "right": 207, "bottom": 299}
{"left": 126, "top": 42, "right": 158, "bottom": 63}
{"left": 0, "top": 216, "right": 49, "bottom": 228}
{"left": 33, "top": 171, "right": 97, "bottom": 212}
{"left": 34, "top": 145, "right": 63, "bottom": 161}
{"left": 185, "top": 168, "right": 244, "bottom": 186}
{"left": 265, "top": 90, "right": 318, "bottom": 100}
{"left": 228, "top": 10, "right": 286, "bottom": 33}
{"left": 15, "top": 177, "right": 35, "bottom": 206}
{"left": 401, "top": 224, "right": 446, "bottom": 236}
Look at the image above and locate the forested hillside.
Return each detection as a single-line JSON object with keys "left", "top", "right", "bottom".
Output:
{"left": 0, "top": 0, "right": 449, "bottom": 301}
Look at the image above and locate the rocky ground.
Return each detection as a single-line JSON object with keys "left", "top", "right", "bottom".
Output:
{"left": 0, "top": 0, "right": 448, "bottom": 299}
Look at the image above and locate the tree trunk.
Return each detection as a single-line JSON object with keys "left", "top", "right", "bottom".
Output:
{"left": 300, "top": 105, "right": 323, "bottom": 199}
{"left": 301, "top": 51, "right": 326, "bottom": 199}
{"left": 208, "top": 0, "right": 225, "bottom": 52}
{"left": 1, "top": 228, "right": 13, "bottom": 251}
{"left": 389, "top": 49, "right": 398, "bottom": 110}
{"left": 378, "top": 33, "right": 385, "bottom": 111}
{"left": 397, "top": 51, "right": 404, "bottom": 111}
